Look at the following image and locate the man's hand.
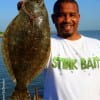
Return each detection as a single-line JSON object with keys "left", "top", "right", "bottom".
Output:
{"left": 17, "top": 1, "right": 23, "bottom": 11}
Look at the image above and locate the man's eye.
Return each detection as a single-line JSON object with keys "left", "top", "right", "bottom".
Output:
{"left": 70, "top": 13, "right": 76, "bottom": 17}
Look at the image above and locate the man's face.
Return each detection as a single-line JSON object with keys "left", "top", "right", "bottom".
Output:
{"left": 52, "top": 2, "right": 80, "bottom": 39}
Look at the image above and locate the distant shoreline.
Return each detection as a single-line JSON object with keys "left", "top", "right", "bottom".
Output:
{"left": 0, "top": 34, "right": 3, "bottom": 38}
{"left": 0, "top": 31, "right": 3, "bottom": 38}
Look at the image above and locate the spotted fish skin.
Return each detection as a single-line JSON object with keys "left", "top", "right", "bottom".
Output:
{"left": 2, "top": 0, "right": 50, "bottom": 99}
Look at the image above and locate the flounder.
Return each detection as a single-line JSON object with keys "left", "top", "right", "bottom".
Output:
{"left": 2, "top": 0, "right": 50, "bottom": 99}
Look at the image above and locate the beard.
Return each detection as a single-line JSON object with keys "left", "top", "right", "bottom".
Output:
{"left": 57, "top": 31, "right": 72, "bottom": 39}
{"left": 56, "top": 22, "right": 74, "bottom": 39}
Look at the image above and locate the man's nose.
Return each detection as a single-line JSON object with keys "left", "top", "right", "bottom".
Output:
{"left": 64, "top": 14, "right": 71, "bottom": 22}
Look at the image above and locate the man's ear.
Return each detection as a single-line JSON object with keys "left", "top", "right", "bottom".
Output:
{"left": 51, "top": 14, "right": 56, "bottom": 24}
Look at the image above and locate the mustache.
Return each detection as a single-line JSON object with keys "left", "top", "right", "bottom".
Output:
{"left": 61, "top": 22, "right": 73, "bottom": 25}
{"left": 60, "top": 22, "right": 73, "bottom": 27}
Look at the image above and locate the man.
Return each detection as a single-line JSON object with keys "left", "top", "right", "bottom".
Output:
{"left": 44, "top": 0, "right": 100, "bottom": 100}
{"left": 17, "top": 0, "right": 100, "bottom": 99}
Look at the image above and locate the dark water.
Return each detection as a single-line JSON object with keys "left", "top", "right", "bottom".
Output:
{"left": 0, "top": 30, "right": 100, "bottom": 100}
{"left": 79, "top": 30, "right": 100, "bottom": 40}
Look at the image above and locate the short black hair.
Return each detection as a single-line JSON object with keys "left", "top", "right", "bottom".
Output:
{"left": 53, "top": 0, "right": 79, "bottom": 13}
